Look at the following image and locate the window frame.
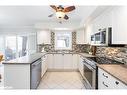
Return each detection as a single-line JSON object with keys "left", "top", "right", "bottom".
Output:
{"left": 55, "top": 31, "right": 72, "bottom": 50}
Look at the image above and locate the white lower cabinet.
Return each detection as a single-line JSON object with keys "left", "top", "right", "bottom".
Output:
{"left": 54, "top": 54, "right": 64, "bottom": 69}
{"left": 78, "top": 55, "right": 84, "bottom": 76}
{"left": 47, "top": 54, "right": 78, "bottom": 70}
{"left": 72, "top": 54, "right": 78, "bottom": 70}
{"left": 41, "top": 55, "right": 48, "bottom": 77}
{"left": 98, "top": 68, "right": 127, "bottom": 89}
{"left": 47, "top": 54, "right": 54, "bottom": 69}
{"left": 63, "top": 54, "right": 73, "bottom": 69}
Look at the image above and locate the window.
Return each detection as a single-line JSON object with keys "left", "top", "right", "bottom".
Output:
{"left": 5, "top": 36, "right": 17, "bottom": 61}
{"left": 0, "top": 36, "right": 4, "bottom": 60}
{"left": 0, "top": 33, "right": 36, "bottom": 61}
{"left": 55, "top": 32, "right": 72, "bottom": 50}
{"left": 17, "top": 36, "right": 28, "bottom": 57}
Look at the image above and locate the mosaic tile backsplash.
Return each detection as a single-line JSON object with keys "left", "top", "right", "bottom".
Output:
{"left": 96, "top": 46, "right": 127, "bottom": 63}
{"left": 37, "top": 31, "right": 90, "bottom": 53}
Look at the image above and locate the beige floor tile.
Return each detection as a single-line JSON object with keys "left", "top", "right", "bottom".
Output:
{"left": 38, "top": 71, "right": 86, "bottom": 89}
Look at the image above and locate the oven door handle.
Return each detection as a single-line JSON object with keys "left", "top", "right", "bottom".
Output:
{"left": 83, "top": 62, "right": 96, "bottom": 71}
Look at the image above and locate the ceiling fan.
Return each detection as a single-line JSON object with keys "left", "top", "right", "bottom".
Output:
{"left": 48, "top": 5, "right": 75, "bottom": 23}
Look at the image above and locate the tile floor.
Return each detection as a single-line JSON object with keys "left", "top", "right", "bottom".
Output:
{"left": 38, "top": 71, "right": 86, "bottom": 89}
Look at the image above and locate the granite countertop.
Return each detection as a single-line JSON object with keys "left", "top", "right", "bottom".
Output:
{"left": 97, "top": 64, "right": 127, "bottom": 85}
{"left": 47, "top": 52, "right": 78, "bottom": 54}
{"left": 79, "top": 53, "right": 95, "bottom": 57}
{"left": 2, "top": 53, "right": 46, "bottom": 64}
{"left": 46, "top": 52, "right": 94, "bottom": 57}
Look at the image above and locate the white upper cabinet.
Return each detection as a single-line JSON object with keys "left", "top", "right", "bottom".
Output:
{"left": 76, "top": 28, "right": 85, "bottom": 44}
{"left": 89, "top": 7, "right": 127, "bottom": 44}
{"left": 91, "top": 8, "right": 112, "bottom": 35}
{"left": 37, "top": 30, "right": 51, "bottom": 44}
{"left": 112, "top": 6, "right": 127, "bottom": 44}
{"left": 84, "top": 24, "right": 93, "bottom": 44}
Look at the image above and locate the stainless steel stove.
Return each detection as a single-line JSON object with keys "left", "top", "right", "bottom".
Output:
{"left": 82, "top": 56, "right": 124, "bottom": 89}
{"left": 84, "top": 57, "right": 123, "bottom": 68}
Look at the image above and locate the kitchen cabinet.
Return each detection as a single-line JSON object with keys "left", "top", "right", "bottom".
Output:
{"left": 91, "top": 8, "right": 112, "bottom": 35}
{"left": 78, "top": 55, "right": 84, "bottom": 76}
{"left": 76, "top": 28, "right": 85, "bottom": 44}
{"left": 63, "top": 54, "right": 73, "bottom": 69}
{"left": 47, "top": 54, "right": 54, "bottom": 69}
{"left": 98, "top": 68, "right": 127, "bottom": 89}
{"left": 3, "top": 53, "right": 43, "bottom": 89}
{"left": 90, "top": 7, "right": 127, "bottom": 44}
{"left": 54, "top": 54, "right": 64, "bottom": 69}
{"left": 47, "top": 54, "right": 78, "bottom": 70}
{"left": 84, "top": 24, "right": 92, "bottom": 44}
{"left": 112, "top": 6, "right": 127, "bottom": 44}
{"left": 72, "top": 54, "right": 78, "bottom": 70}
{"left": 41, "top": 55, "right": 48, "bottom": 77}
{"left": 37, "top": 30, "right": 51, "bottom": 44}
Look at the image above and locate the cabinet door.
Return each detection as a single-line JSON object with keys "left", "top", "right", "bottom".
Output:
{"left": 47, "top": 54, "right": 54, "bottom": 69}
{"left": 54, "top": 54, "right": 63, "bottom": 69}
{"left": 78, "top": 55, "right": 84, "bottom": 76}
{"left": 41, "top": 55, "right": 48, "bottom": 77}
{"left": 63, "top": 54, "right": 73, "bottom": 69}
{"left": 98, "top": 68, "right": 110, "bottom": 89}
{"left": 76, "top": 29, "right": 85, "bottom": 44}
{"left": 72, "top": 54, "right": 78, "bottom": 69}
{"left": 112, "top": 6, "right": 127, "bottom": 44}
{"left": 37, "top": 30, "right": 51, "bottom": 44}
{"left": 41, "top": 58, "right": 44, "bottom": 77}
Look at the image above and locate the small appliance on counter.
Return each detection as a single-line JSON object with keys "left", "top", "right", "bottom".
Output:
{"left": 89, "top": 46, "right": 97, "bottom": 56}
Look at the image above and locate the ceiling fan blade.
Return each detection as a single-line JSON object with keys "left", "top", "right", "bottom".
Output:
{"left": 48, "top": 14, "right": 54, "bottom": 17}
{"left": 50, "top": 5, "right": 57, "bottom": 11}
{"left": 64, "top": 6, "right": 75, "bottom": 12}
{"left": 64, "top": 15, "right": 69, "bottom": 20}
{"left": 58, "top": 5, "right": 64, "bottom": 10}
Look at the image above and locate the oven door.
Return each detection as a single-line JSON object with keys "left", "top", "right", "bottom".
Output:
{"left": 83, "top": 62, "right": 96, "bottom": 89}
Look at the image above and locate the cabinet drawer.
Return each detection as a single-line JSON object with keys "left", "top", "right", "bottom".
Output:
{"left": 98, "top": 68, "right": 127, "bottom": 89}
{"left": 98, "top": 68, "right": 110, "bottom": 81}
{"left": 107, "top": 73, "right": 127, "bottom": 89}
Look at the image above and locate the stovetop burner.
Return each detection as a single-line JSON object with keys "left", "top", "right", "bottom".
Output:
{"left": 86, "top": 57, "right": 123, "bottom": 64}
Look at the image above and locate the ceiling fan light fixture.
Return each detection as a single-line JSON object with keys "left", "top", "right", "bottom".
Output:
{"left": 56, "top": 11, "right": 65, "bottom": 19}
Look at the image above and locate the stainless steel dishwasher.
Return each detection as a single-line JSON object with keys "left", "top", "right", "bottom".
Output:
{"left": 31, "top": 58, "right": 42, "bottom": 89}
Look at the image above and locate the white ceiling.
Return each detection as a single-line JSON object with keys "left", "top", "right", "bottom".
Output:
{"left": 0, "top": 6, "right": 98, "bottom": 29}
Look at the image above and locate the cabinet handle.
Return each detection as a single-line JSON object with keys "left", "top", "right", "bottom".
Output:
{"left": 115, "top": 81, "right": 119, "bottom": 85}
{"left": 103, "top": 73, "right": 108, "bottom": 78}
{"left": 102, "top": 82, "right": 108, "bottom": 87}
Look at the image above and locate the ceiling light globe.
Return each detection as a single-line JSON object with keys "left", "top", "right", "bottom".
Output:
{"left": 56, "top": 11, "right": 65, "bottom": 19}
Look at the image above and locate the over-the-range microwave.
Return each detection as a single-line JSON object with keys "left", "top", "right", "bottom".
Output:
{"left": 91, "top": 27, "right": 125, "bottom": 47}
